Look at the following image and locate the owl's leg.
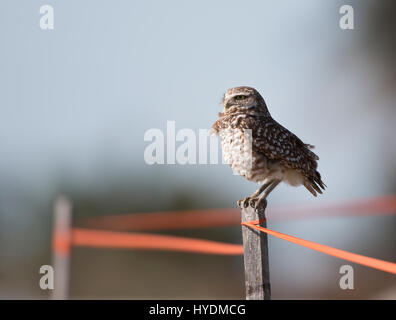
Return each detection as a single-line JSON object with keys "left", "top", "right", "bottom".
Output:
{"left": 252, "top": 180, "right": 274, "bottom": 198}
{"left": 237, "top": 179, "right": 273, "bottom": 208}
{"left": 253, "top": 179, "right": 281, "bottom": 209}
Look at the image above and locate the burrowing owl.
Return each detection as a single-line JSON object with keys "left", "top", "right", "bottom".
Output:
{"left": 212, "top": 86, "right": 325, "bottom": 208}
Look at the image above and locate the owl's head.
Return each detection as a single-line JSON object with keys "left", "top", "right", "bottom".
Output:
{"left": 222, "top": 86, "right": 269, "bottom": 115}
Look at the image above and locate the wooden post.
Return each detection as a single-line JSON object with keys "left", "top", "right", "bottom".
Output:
{"left": 51, "top": 195, "right": 72, "bottom": 300}
{"left": 241, "top": 201, "right": 271, "bottom": 300}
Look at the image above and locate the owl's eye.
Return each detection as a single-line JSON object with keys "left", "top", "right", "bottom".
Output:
{"left": 235, "top": 95, "right": 247, "bottom": 100}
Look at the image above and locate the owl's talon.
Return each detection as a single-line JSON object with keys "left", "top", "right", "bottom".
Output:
{"left": 237, "top": 197, "right": 250, "bottom": 208}
{"left": 249, "top": 198, "right": 258, "bottom": 208}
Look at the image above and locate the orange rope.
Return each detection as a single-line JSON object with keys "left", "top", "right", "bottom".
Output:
{"left": 51, "top": 194, "right": 396, "bottom": 275}
{"left": 78, "top": 194, "right": 396, "bottom": 231}
{"left": 79, "top": 208, "right": 239, "bottom": 231}
{"left": 71, "top": 228, "right": 243, "bottom": 255}
{"left": 242, "top": 220, "right": 396, "bottom": 275}
{"left": 59, "top": 223, "right": 396, "bottom": 275}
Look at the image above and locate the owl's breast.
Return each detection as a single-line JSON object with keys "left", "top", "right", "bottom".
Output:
{"left": 219, "top": 128, "right": 270, "bottom": 182}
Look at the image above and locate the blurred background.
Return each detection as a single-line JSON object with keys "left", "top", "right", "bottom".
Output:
{"left": 1, "top": 0, "right": 396, "bottom": 299}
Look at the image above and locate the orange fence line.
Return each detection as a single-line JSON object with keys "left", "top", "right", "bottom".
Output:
{"left": 78, "top": 194, "right": 396, "bottom": 231}
{"left": 51, "top": 194, "right": 396, "bottom": 275}
{"left": 79, "top": 208, "right": 239, "bottom": 231}
{"left": 71, "top": 228, "right": 243, "bottom": 255}
{"left": 52, "top": 225, "right": 396, "bottom": 275}
{"left": 242, "top": 220, "right": 396, "bottom": 275}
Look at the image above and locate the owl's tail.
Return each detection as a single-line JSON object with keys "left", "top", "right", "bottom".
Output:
{"left": 304, "top": 171, "right": 326, "bottom": 197}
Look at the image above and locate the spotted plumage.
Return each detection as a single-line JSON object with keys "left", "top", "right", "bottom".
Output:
{"left": 212, "top": 86, "right": 325, "bottom": 208}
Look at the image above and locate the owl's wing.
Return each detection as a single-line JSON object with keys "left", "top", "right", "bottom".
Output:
{"left": 251, "top": 118, "right": 316, "bottom": 168}
{"left": 247, "top": 116, "right": 325, "bottom": 194}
